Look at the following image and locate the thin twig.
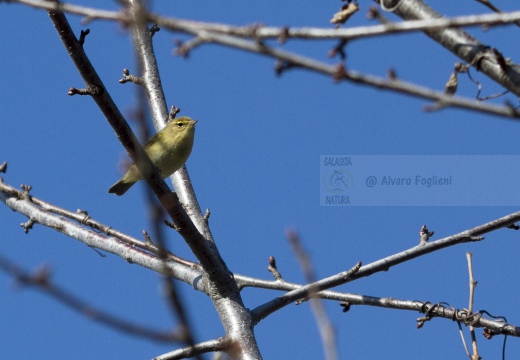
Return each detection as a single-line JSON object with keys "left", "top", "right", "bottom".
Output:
{"left": 237, "top": 211, "right": 520, "bottom": 309}
{"left": 0, "top": 253, "right": 182, "bottom": 342}
{"left": 457, "top": 320, "right": 472, "bottom": 358}
{"left": 12, "top": 0, "right": 520, "bottom": 39}
{"left": 475, "top": 0, "right": 520, "bottom": 27}
{"left": 153, "top": 337, "right": 228, "bottom": 360}
{"left": 287, "top": 229, "right": 338, "bottom": 360}
{"left": 466, "top": 252, "right": 480, "bottom": 360}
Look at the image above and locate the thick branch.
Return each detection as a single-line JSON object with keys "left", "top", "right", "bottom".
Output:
{"left": 387, "top": 0, "right": 520, "bottom": 97}
{"left": 44, "top": 4, "right": 261, "bottom": 358}
{"left": 124, "top": 1, "right": 213, "bottom": 241}
{"left": 123, "top": 2, "right": 260, "bottom": 359}
{"left": 46, "top": 8, "right": 232, "bottom": 288}
{"left": 0, "top": 180, "right": 205, "bottom": 289}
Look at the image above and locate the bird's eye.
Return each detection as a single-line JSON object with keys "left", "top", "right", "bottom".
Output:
{"left": 177, "top": 122, "right": 184, "bottom": 127}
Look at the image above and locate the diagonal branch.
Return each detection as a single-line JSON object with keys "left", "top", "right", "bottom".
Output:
{"left": 0, "top": 179, "right": 197, "bottom": 268}
{"left": 286, "top": 229, "right": 338, "bottom": 360}
{"left": 154, "top": 337, "right": 228, "bottom": 360}
{"left": 237, "top": 211, "right": 520, "bottom": 308}
{"left": 0, "top": 253, "right": 183, "bottom": 342}
{"left": 314, "top": 210, "right": 520, "bottom": 284}
{"left": 475, "top": 0, "right": 520, "bottom": 27}
{"left": 0, "top": 179, "right": 206, "bottom": 290}
{"left": 251, "top": 262, "right": 362, "bottom": 324}
{"left": 47, "top": 3, "right": 261, "bottom": 357}
{"left": 124, "top": 3, "right": 202, "bottom": 355}
{"left": 183, "top": 30, "right": 519, "bottom": 119}
{"left": 123, "top": 0, "right": 213, "bottom": 241}
{"left": 384, "top": 0, "right": 520, "bottom": 97}
{"left": 45, "top": 7, "right": 231, "bottom": 288}
{"left": 9, "top": 0, "right": 520, "bottom": 117}
{"left": 250, "top": 211, "right": 520, "bottom": 325}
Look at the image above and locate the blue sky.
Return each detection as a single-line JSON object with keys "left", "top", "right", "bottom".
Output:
{"left": 1, "top": 1, "right": 520, "bottom": 359}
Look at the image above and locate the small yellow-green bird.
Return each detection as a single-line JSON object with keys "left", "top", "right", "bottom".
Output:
{"left": 108, "top": 116, "right": 197, "bottom": 196}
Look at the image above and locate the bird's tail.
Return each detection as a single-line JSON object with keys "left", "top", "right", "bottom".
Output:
{"left": 108, "top": 180, "right": 135, "bottom": 196}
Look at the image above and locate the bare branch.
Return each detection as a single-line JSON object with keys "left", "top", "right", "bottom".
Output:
{"left": 251, "top": 262, "right": 362, "bottom": 324}
{"left": 185, "top": 30, "right": 520, "bottom": 120}
{"left": 11, "top": 0, "right": 520, "bottom": 41}
{"left": 2, "top": 178, "right": 520, "bottom": 345}
{"left": 9, "top": 0, "right": 520, "bottom": 115}
{"left": 331, "top": 211, "right": 520, "bottom": 283}
{"left": 0, "top": 253, "right": 182, "bottom": 342}
{"left": 123, "top": 2, "right": 260, "bottom": 358}
{"left": 153, "top": 10, "right": 520, "bottom": 41}
{"left": 466, "top": 252, "right": 480, "bottom": 359}
{"left": 45, "top": 5, "right": 232, "bottom": 291}
{"left": 388, "top": 0, "right": 520, "bottom": 98}
{"left": 0, "top": 175, "right": 197, "bottom": 268}
{"left": 286, "top": 229, "right": 338, "bottom": 360}
{"left": 417, "top": 302, "right": 516, "bottom": 338}
{"left": 476, "top": 0, "right": 520, "bottom": 27}
{"left": 154, "top": 337, "right": 227, "bottom": 360}
{"left": 237, "top": 211, "right": 520, "bottom": 305}
{"left": 0, "top": 180, "right": 206, "bottom": 288}
{"left": 8, "top": 0, "right": 130, "bottom": 23}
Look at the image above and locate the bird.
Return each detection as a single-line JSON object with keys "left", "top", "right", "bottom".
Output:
{"left": 108, "top": 116, "right": 197, "bottom": 196}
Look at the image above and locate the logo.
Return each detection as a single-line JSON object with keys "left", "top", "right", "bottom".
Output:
{"left": 322, "top": 169, "right": 353, "bottom": 193}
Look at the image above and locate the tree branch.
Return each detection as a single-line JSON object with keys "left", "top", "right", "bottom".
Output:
{"left": 11, "top": 0, "right": 520, "bottom": 41}
{"left": 386, "top": 0, "right": 520, "bottom": 97}
{"left": 251, "top": 262, "right": 362, "bottom": 324}
{"left": 286, "top": 229, "right": 338, "bottom": 360}
{"left": 0, "top": 179, "right": 206, "bottom": 290}
{"left": 9, "top": 0, "right": 520, "bottom": 117}
{"left": 154, "top": 337, "right": 227, "bottom": 360}
{"left": 45, "top": 3, "right": 262, "bottom": 358}
{"left": 182, "top": 29, "right": 520, "bottom": 119}
{"left": 0, "top": 253, "right": 183, "bottom": 342}
{"left": 2, "top": 177, "right": 519, "bottom": 342}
